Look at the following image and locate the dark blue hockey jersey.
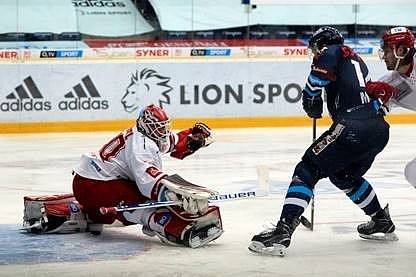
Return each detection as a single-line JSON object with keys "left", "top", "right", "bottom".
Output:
{"left": 303, "top": 45, "right": 381, "bottom": 119}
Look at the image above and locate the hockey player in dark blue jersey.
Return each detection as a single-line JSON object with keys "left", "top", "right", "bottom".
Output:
{"left": 249, "top": 26, "right": 398, "bottom": 256}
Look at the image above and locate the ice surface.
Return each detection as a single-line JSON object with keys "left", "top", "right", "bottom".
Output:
{"left": 0, "top": 125, "right": 415, "bottom": 277}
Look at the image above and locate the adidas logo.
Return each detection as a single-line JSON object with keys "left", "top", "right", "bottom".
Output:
{"left": 58, "top": 75, "right": 109, "bottom": 111}
{"left": 72, "top": 0, "right": 126, "bottom": 8}
{"left": 0, "top": 76, "right": 51, "bottom": 112}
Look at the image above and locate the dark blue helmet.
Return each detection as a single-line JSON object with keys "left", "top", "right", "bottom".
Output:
{"left": 308, "top": 26, "right": 344, "bottom": 52}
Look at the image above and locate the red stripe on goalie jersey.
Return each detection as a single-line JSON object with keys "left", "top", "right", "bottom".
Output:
{"left": 99, "top": 128, "right": 133, "bottom": 162}
{"left": 146, "top": 166, "right": 163, "bottom": 178}
{"left": 150, "top": 177, "right": 166, "bottom": 200}
{"left": 147, "top": 166, "right": 167, "bottom": 200}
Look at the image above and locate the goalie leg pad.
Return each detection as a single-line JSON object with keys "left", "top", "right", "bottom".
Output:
{"left": 22, "top": 194, "right": 87, "bottom": 234}
{"left": 145, "top": 205, "right": 223, "bottom": 248}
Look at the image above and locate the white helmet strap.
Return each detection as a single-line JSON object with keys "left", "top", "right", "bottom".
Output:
{"left": 392, "top": 45, "right": 410, "bottom": 71}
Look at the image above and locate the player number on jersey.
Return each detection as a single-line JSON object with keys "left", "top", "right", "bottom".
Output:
{"left": 351, "top": 60, "right": 370, "bottom": 104}
{"left": 99, "top": 128, "right": 133, "bottom": 161}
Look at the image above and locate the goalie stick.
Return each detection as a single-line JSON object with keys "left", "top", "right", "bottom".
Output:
{"left": 99, "top": 190, "right": 313, "bottom": 229}
{"left": 99, "top": 191, "right": 258, "bottom": 215}
{"left": 99, "top": 200, "right": 182, "bottom": 215}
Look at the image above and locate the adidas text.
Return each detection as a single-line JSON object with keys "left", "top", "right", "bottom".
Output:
{"left": 58, "top": 98, "right": 109, "bottom": 111}
{"left": 72, "top": 0, "right": 126, "bottom": 8}
{"left": 0, "top": 99, "right": 51, "bottom": 112}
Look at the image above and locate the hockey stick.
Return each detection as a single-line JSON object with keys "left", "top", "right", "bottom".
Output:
{"left": 310, "top": 118, "right": 317, "bottom": 231}
{"left": 99, "top": 191, "right": 258, "bottom": 215}
{"left": 99, "top": 191, "right": 313, "bottom": 229}
{"left": 298, "top": 119, "right": 317, "bottom": 230}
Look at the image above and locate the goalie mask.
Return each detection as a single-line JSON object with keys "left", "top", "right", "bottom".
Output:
{"left": 379, "top": 27, "right": 415, "bottom": 70}
{"left": 308, "top": 26, "right": 344, "bottom": 55}
{"left": 137, "top": 104, "right": 171, "bottom": 151}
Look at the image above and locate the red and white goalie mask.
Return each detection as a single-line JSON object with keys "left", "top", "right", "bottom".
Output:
{"left": 137, "top": 104, "right": 171, "bottom": 152}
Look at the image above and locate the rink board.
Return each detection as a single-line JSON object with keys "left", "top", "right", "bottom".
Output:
{"left": 0, "top": 59, "right": 415, "bottom": 133}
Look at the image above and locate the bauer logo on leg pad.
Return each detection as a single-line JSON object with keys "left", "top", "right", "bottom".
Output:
{"left": 156, "top": 212, "right": 172, "bottom": 227}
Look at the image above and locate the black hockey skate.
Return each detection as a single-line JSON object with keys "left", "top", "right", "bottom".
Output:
{"left": 357, "top": 204, "right": 398, "bottom": 241}
{"left": 248, "top": 218, "right": 300, "bottom": 256}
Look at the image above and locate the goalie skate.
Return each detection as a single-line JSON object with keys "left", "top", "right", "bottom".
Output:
{"left": 148, "top": 224, "right": 224, "bottom": 248}
{"left": 187, "top": 224, "right": 224, "bottom": 248}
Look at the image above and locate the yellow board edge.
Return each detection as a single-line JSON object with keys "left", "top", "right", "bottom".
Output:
{"left": 1, "top": 114, "right": 415, "bottom": 134}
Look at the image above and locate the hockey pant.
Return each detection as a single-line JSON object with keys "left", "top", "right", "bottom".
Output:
{"left": 72, "top": 173, "right": 148, "bottom": 225}
{"left": 281, "top": 118, "right": 389, "bottom": 220}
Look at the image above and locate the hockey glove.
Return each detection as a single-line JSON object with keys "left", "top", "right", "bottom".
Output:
{"left": 302, "top": 92, "right": 323, "bottom": 119}
{"left": 365, "top": 81, "right": 399, "bottom": 104}
{"left": 188, "top": 122, "right": 214, "bottom": 151}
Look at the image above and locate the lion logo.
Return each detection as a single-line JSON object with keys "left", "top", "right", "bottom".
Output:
{"left": 121, "top": 68, "right": 172, "bottom": 113}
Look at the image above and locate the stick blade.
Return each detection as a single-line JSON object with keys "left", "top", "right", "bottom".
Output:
{"left": 300, "top": 216, "right": 313, "bottom": 230}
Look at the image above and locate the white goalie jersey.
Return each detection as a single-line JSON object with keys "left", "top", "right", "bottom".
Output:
{"left": 381, "top": 54, "right": 416, "bottom": 111}
{"left": 74, "top": 127, "right": 175, "bottom": 199}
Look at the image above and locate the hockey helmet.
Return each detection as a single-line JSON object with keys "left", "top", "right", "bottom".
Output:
{"left": 137, "top": 104, "right": 171, "bottom": 144}
{"left": 381, "top": 27, "right": 415, "bottom": 50}
{"left": 380, "top": 27, "right": 415, "bottom": 68}
{"left": 308, "top": 26, "right": 344, "bottom": 54}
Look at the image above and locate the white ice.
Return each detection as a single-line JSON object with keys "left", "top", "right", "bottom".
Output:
{"left": 0, "top": 125, "right": 415, "bottom": 277}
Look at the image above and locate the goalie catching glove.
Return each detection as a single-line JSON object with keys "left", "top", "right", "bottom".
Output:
{"left": 171, "top": 122, "right": 214, "bottom": 160}
{"left": 152, "top": 174, "right": 218, "bottom": 214}
{"left": 189, "top": 122, "right": 214, "bottom": 150}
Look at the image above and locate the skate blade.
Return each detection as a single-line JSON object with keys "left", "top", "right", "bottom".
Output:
{"left": 189, "top": 227, "right": 224, "bottom": 248}
{"left": 248, "top": 241, "right": 287, "bottom": 256}
{"left": 20, "top": 222, "right": 42, "bottom": 232}
{"left": 359, "top": 232, "right": 399, "bottom": 241}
